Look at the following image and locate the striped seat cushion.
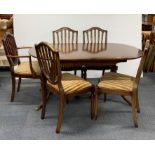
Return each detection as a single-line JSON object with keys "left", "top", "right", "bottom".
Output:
{"left": 47, "top": 73, "right": 92, "bottom": 94}
{"left": 98, "top": 72, "right": 135, "bottom": 92}
{"left": 15, "top": 61, "right": 41, "bottom": 76}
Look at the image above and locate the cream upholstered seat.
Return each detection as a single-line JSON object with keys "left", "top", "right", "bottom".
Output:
{"left": 47, "top": 73, "right": 92, "bottom": 94}
{"left": 15, "top": 61, "right": 40, "bottom": 76}
{"left": 98, "top": 72, "right": 135, "bottom": 92}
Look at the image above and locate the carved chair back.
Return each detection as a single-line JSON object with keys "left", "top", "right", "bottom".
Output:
{"left": 35, "top": 42, "right": 61, "bottom": 85}
{"left": 53, "top": 27, "right": 78, "bottom": 44}
{"left": 83, "top": 27, "right": 107, "bottom": 44}
{"left": 2, "top": 32, "right": 20, "bottom": 66}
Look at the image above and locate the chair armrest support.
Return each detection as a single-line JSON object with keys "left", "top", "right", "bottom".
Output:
{"left": 28, "top": 56, "right": 38, "bottom": 78}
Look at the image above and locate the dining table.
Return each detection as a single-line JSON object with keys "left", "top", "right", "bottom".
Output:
{"left": 29, "top": 42, "right": 143, "bottom": 110}
{"left": 29, "top": 42, "right": 143, "bottom": 78}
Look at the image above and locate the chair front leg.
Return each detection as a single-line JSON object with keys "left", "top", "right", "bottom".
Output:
{"left": 56, "top": 94, "right": 65, "bottom": 134}
{"left": 11, "top": 75, "right": 16, "bottom": 102}
{"left": 17, "top": 77, "right": 21, "bottom": 92}
{"left": 131, "top": 94, "right": 138, "bottom": 128}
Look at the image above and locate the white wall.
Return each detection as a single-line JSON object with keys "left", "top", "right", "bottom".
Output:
{"left": 14, "top": 14, "right": 142, "bottom": 77}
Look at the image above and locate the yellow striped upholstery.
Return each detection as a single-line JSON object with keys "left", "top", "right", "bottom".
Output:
{"left": 47, "top": 73, "right": 92, "bottom": 94}
{"left": 15, "top": 61, "right": 41, "bottom": 76}
{"left": 98, "top": 72, "right": 135, "bottom": 92}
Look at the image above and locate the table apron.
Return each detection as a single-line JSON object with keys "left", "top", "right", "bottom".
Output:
{"left": 60, "top": 59, "right": 126, "bottom": 70}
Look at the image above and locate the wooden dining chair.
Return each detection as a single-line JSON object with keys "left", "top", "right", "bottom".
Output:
{"left": 2, "top": 32, "right": 40, "bottom": 102}
{"left": 53, "top": 27, "right": 78, "bottom": 75}
{"left": 94, "top": 47, "right": 149, "bottom": 128}
{"left": 142, "top": 39, "right": 155, "bottom": 72}
{"left": 82, "top": 27, "right": 118, "bottom": 78}
{"left": 35, "top": 42, "right": 94, "bottom": 133}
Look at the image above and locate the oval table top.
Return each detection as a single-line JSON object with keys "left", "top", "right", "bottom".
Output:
{"left": 29, "top": 43, "right": 143, "bottom": 62}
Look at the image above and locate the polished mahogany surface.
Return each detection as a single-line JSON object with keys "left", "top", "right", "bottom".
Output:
{"left": 29, "top": 43, "right": 142, "bottom": 62}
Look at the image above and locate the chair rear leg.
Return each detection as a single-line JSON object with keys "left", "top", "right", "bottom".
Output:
{"left": 66, "top": 96, "right": 69, "bottom": 104}
{"left": 94, "top": 87, "right": 98, "bottom": 120}
{"left": 41, "top": 82, "right": 48, "bottom": 119}
{"left": 111, "top": 65, "right": 118, "bottom": 73}
{"left": 102, "top": 69, "right": 105, "bottom": 75}
{"left": 81, "top": 66, "right": 87, "bottom": 80}
{"left": 56, "top": 94, "right": 65, "bottom": 134}
{"left": 91, "top": 88, "right": 95, "bottom": 120}
{"left": 11, "top": 75, "right": 16, "bottom": 102}
{"left": 74, "top": 70, "right": 77, "bottom": 75}
{"left": 121, "top": 95, "right": 131, "bottom": 106}
{"left": 17, "top": 77, "right": 21, "bottom": 92}
{"left": 104, "top": 93, "right": 107, "bottom": 102}
{"left": 131, "top": 94, "right": 138, "bottom": 128}
{"left": 136, "top": 90, "right": 140, "bottom": 113}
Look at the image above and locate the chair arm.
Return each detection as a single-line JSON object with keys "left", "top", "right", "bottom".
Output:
{"left": 17, "top": 46, "right": 33, "bottom": 49}
{"left": 7, "top": 55, "right": 30, "bottom": 58}
{"left": 7, "top": 55, "right": 38, "bottom": 77}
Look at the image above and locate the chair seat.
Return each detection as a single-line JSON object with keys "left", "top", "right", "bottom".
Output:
{"left": 14, "top": 61, "right": 41, "bottom": 76}
{"left": 98, "top": 72, "right": 135, "bottom": 92}
{"left": 47, "top": 73, "right": 92, "bottom": 94}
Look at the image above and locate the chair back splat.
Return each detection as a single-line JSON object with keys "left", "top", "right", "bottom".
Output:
{"left": 35, "top": 42, "right": 61, "bottom": 85}
{"left": 2, "top": 32, "right": 19, "bottom": 66}
{"left": 53, "top": 27, "right": 78, "bottom": 44}
{"left": 83, "top": 27, "right": 107, "bottom": 44}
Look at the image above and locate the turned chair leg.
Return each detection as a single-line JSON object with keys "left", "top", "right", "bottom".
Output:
{"left": 131, "top": 94, "right": 138, "bottom": 128}
{"left": 17, "top": 77, "right": 21, "bottom": 92}
{"left": 11, "top": 75, "right": 16, "bottom": 102}
{"left": 56, "top": 94, "right": 65, "bottom": 134}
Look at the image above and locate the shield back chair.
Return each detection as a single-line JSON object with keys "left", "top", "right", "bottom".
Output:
{"left": 2, "top": 32, "right": 40, "bottom": 102}
{"left": 35, "top": 42, "right": 94, "bottom": 133}
{"left": 82, "top": 27, "right": 118, "bottom": 79}
{"left": 52, "top": 27, "right": 78, "bottom": 75}
{"left": 94, "top": 47, "right": 149, "bottom": 128}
